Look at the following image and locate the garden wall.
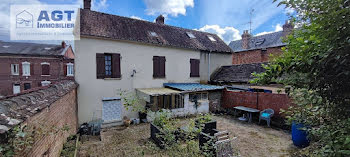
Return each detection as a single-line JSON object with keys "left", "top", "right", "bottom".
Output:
{"left": 221, "top": 89, "right": 293, "bottom": 116}
{"left": 0, "top": 80, "right": 78, "bottom": 157}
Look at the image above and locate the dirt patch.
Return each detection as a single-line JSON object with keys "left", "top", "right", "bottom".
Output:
{"left": 78, "top": 115, "right": 296, "bottom": 157}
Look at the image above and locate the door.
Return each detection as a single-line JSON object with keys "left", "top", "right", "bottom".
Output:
{"left": 102, "top": 99, "right": 122, "bottom": 123}
{"left": 13, "top": 84, "right": 20, "bottom": 94}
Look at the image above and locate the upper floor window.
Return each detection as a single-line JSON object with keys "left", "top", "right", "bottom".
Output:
{"left": 67, "top": 63, "right": 74, "bottom": 76}
{"left": 22, "top": 62, "right": 30, "bottom": 76}
{"left": 41, "top": 62, "right": 50, "bottom": 76}
{"left": 153, "top": 56, "right": 166, "bottom": 78}
{"left": 207, "top": 35, "right": 216, "bottom": 42}
{"left": 186, "top": 32, "right": 196, "bottom": 39}
{"left": 11, "top": 64, "right": 19, "bottom": 75}
{"left": 96, "top": 53, "right": 121, "bottom": 79}
{"left": 190, "top": 59, "right": 200, "bottom": 77}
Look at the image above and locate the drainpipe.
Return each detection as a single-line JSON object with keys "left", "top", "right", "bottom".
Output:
{"left": 208, "top": 51, "right": 211, "bottom": 83}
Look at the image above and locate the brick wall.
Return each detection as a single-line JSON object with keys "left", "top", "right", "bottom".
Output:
{"left": 232, "top": 47, "right": 283, "bottom": 65}
{"left": 0, "top": 56, "right": 74, "bottom": 96}
{"left": 0, "top": 81, "right": 78, "bottom": 157}
{"left": 221, "top": 89, "right": 293, "bottom": 116}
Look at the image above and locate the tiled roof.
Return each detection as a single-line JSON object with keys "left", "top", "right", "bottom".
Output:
{"left": 0, "top": 41, "right": 66, "bottom": 56}
{"left": 163, "top": 83, "right": 224, "bottom": 92}
{"left": 79, "top": 9, "right": 233, "bottom": 53}
{"left": 211, "top": 63, "right": 266, "bottom": 83}
{"left": 229, "top": 31, "right": 286, "bottom": 52}
{"left": 0, "top": 81, "right": 78, "bottom": 134}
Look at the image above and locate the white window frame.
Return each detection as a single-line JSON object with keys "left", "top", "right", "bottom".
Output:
{"left": 40, "top": 62, "right": 50, "bottom": 65}
{"left": 41, "top": 80, "right": 51, "bottom": 86}
{"left": 67, "top": 63, "right": 74, "bottom": 76}
{"left": 11, "top": 64, "right": 19, "bottom": 75}
{"left": 13, "top": 84, "right": 20, "bottom": 94}
{"left": 207, "top": 35, "right": 217, "bottom": 42}
{"left": 22, "top": 62, "right": 30, "bottom": 76}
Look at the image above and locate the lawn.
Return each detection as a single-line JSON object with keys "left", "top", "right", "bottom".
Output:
{"left": 78, "top": 115, "right": 295, "bottom": 157}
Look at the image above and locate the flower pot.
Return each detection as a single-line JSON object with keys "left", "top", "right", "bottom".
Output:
{"left": 292, "top": 122, "right": 310, "bottom": 148}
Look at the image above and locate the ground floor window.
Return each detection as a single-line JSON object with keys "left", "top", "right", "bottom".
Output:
{"left": 157, "top": 94, "right": 184, "bottom": 109}
{"left": 189, "top": 92, "right": 208, "bottom": 102}
{"left": 13, "top": 84, "right": 20, "bottom": 94}
{"left": 24, "top": 83, "right": 31, "bottom": 90}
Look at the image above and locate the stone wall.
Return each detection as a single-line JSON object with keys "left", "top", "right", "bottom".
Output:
{"left": 0, "top": 81, "right": 78, "bottom": 157}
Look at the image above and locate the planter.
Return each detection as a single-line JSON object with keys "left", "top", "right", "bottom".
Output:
{"left": 292, "top": 122, "right": 310, "bottom": 148}
{"left": 150, "top": 123, "right": 167, "bottom": 149}
{"left": 195, "top": 120, "right": 217, "bottom": 134}
{"left": 199, "top": 131, "right": 218, "bottom": 156}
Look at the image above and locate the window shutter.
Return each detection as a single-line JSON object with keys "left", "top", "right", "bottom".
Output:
{"left": 96, "top": 53, "right": 105, "bottom": 79}
{"left": 190, "top": 59, "right": 200, "bottom": 77}
{"left": 159, "top": 56, "right": 166, "bottom": 77}
{"left": 112, "top": 53, "right": 121, "bottom": 78}
{"left": 42, "top": 64, "right": 50, "bottom": 75}
{"left": 30, "top": 64, "right": 34, "bottom": 75}
{"left": 153, "top": 56, "right": 159, "bottom": 77}
{"left": 64, "top": 64, "right": 67, "bottom": 76}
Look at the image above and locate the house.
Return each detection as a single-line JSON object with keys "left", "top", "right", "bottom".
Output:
{"left": 75, "top": 0, "right": 233, "bottom": 124}
{"left": 229, "top": 21, "right": 293, "bottom": 65}
{"left": 0, "top": 41, "right": 74, "bottom": 97}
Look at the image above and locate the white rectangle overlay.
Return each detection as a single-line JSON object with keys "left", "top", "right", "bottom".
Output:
{"left": 10, "top": 5, "right": 80, "bottom": 40}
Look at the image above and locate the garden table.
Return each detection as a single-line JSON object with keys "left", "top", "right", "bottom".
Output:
{"left": 233, "top": 106, "right": 260, "bottom": 123}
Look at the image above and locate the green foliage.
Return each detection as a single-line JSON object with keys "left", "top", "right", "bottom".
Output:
{"left": 60, "top": 135, "right": 78, "bottom": 157}
{"left": 253, "top": 0, "right": 350, "bottom": 156}
{"left": 118, "top": 89, "right": 146, "bottom": 113}
{"left": 196, "top": 114, "right": 213, "bottom": 124}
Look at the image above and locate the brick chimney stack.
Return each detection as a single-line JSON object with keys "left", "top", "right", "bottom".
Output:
{"left": 282, "top": 20, "right": 293, "bottom": 36}
{"left": 156, "top": 15, "right": 165, "bottom": 24}
{"left": 61, "top": 41, "right": 66, "bottom": 48}
{"left": 241, "top": 30, "right": 251, "bottom": 50}
{"left": 84, "top": 0, "right": 91, "bottom": 10}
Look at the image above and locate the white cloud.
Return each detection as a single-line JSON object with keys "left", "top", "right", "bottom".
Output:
{"left": 91, "top": 0, "right": 108, "bottom": 12}
{"left": 255, "top": 23, "right": 283, "bottom": 36}
{"left": 196, "top": 25, "right": 241, "bottom": 44}
{"left": 130, "top": 16, "right": 143, "bottom": 20}
{"left": 143, "top": 0, "right": 194, "bottom": 17}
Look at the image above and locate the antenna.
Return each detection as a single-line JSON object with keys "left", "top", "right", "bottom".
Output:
{"left": 249, "top": 9, "right": 254, "bottom": 34}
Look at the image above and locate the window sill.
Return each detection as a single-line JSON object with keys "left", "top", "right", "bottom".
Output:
{"left": 190, "top": 76, "right": 200, "bottom": 78}
{"left": 41, "top": 75, "right": 50, "bottom": 77}
{"left": 66, "top": 75, "right": 74, "bottom": 77}
{"left": 11, "top": 74, "right": 19, "bottom": 76}
{"left": 153, "top": 76, "right": 166, "bottom": 79}
{"left": 22, "top": 75, "right": 30, "bottom": 76}
{"left": 104, "top": 77, "right": 121, "bottom": 80}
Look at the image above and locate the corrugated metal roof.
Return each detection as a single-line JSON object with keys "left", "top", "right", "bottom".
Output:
{"left": 163, "top": 83, "right": 224, "bottom": 92}
{"left": 136, "top": 88, "right": 181, "bottom": 96}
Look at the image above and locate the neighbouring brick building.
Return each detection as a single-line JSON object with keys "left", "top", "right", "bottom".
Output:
{"left": 0, "top": 80, "right": 78, "bottom": 156}
{"left": 229, "top": 21, "right": 293, "bottom": 65}
{"left": 0, "top": 41, "right": 74, "bottom": 97}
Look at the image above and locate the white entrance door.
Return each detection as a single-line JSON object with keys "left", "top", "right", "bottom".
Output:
{"left": 13, "top": 84, "right": 20, "bottom": 94}
{"left": 102, "top": 98, "right": 122, "bottom": 123}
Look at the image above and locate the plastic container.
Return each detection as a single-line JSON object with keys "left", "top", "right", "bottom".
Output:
{"left": 292, "top": 122, "right": 310, "bottom": 148}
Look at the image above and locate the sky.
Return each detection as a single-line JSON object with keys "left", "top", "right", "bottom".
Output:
{"left": 0, "top": 0, "right": 294, "bottom": 45}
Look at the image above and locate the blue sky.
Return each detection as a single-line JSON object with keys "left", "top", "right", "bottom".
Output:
{"left": 0, "top": 0, "right": 293, "bottom": 44}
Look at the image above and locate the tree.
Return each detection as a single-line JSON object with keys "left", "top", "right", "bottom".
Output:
{"left": 252, "top": 0, "right": 350, "bottom": 156}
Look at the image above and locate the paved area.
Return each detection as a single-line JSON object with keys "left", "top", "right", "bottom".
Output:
{"left": 78, "top": 115, "right": 295, "bottom": 157}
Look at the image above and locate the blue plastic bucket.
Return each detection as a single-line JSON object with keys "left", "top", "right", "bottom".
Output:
{"left": 292, "top": 122, "right": 310, "bottom": 148}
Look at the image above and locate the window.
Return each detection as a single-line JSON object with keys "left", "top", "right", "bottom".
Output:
{"left": 207, "top": 35, "right": 216, "bottom": 42}
{"left": 66, "top": 63, "right": 74, "bottom": 76}
{"left": 261, "top": 48, "right": 267, "bottom": 53}
{"left": 157, "top": 94, "right": 184, "bottom": 109}
{"left": 153, "top": 56, "right": 166, "bottom": 78}
{"left": 22, "top": 62, "right": 30, "bottom": 76}
{"left": 186, "top": 32, "right": 196, "bottom": 39}
{"left": 105, "top": 55, "right": 112, "bottom": 76}
{"left": 189, "top": 92, "right": 208, "bottom": 102}
{"left": 96, "top": 53, "right": 121, "bottom": 79}
{"left": 24, "top": 83, "right": 31, "bottom": 90}
{"left": 149, "top": 31, "right": 158, "bottom": 37}
{"left": 41, "top": 62, "right": 50, "bottom": 76}
{"left": 11, "top": 64, "right": 19, "bottom": 75}
{"left": 190, "top": 59, "right": 200, "bottom": 77}
{"left": 41, "top": 80, "right": 51, "bottom": 86}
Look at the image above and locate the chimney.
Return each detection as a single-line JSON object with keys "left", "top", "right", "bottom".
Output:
{"left": 241, "top": 30, "right": 251, "bottom": 50}
{"left": 84, "top": 0, "right": 91, "bottom": 10}
{"left": 282, "top": 20, "right": 293, "bottom": 36}
{"left": 61, "top": 41, "right": 66, "bottom": 48}
{"left": 156, "top": 15, "right": 165, "bottom": 24}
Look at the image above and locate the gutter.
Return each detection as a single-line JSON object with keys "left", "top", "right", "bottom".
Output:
{"left": 208, "top": 51, "right": 211, "bottom": 82}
